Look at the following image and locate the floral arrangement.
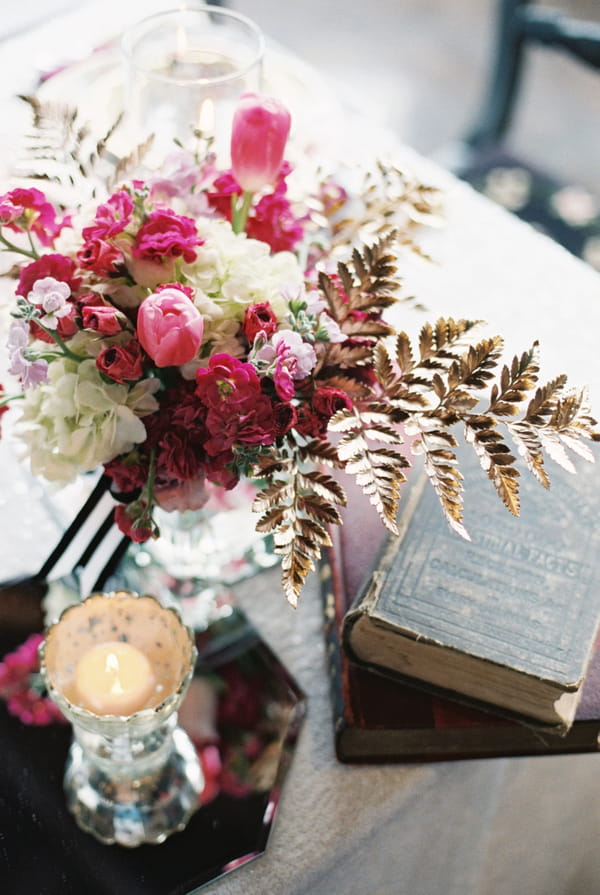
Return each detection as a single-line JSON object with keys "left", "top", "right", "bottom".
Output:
{"left": 1, "top": 93, "right": 598, "bottom": 606}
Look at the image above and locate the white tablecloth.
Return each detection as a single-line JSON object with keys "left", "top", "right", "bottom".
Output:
{"left": 0, "top": 4, "right": 599, "bottom": 894}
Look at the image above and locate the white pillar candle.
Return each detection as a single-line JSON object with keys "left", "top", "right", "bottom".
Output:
{"left": 74, "top": 641, "right": 156, "bottom": 716}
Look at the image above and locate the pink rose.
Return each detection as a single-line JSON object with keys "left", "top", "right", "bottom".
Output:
{"left": 137, "top": 286, "right": 204, "bottom": 367}
{"left": 231, "top": 93, "right": 291, "bottom": 192}
{"left": 81, "top": 295, "right": 125, "bottom": 335}
{"left": 242, "top": 301, "right": 278, "bottom": 343}
{"left": 114, "top": 503, "right": 154, "bottom": 543}
{"left": 96, "top": 338, "right": 144, "bottom": 383}
{"left": 77, "top": 236, "right": 122, "bottom": 276}
{"left": 312, "top": 386, "right": 352, "bottom": 417}
{"left": 132, "top": 209, "right": 203, "bottom": 264}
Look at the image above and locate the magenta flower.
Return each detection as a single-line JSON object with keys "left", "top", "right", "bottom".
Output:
{"left": 82, "top": 188, "right": 134, "bottom": 241}
{"left": 137, "top": 286, "right": 204, "bottom": 367}
{"left": 195, "top": 353, "right": 276, "bottom": 454}
{"left": 0, "top": 187, "right": 68, "bottom": 247}
{"left": 251, "top": 329, "right": 316, "bottom": 400}
{"left": 231, "top": 93, "right": 291, "bottom": 193}
{"left": 0, "top": 633, "right": 65, "bottom": 726}
{"left": 132, "top": 208, "right": 203, "bottom": 264}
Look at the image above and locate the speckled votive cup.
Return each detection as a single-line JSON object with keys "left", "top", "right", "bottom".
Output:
{"left": 40, "top": 590, "right": 203, "bottom": 847}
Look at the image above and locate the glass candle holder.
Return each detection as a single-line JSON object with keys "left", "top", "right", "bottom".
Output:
{"left": 39, "top": 591, "right": 203, "bottom": 847}
{"left": 120, "top": 5, "right": 265, "bottom": 161}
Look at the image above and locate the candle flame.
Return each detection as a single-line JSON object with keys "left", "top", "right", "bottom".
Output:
{"left": 105, "top": 651, "right": 126, "bottom": 695}
{"left": 176, "top": 23, "right": 188, "bottom": 62}
{"left": 198, "top": 98, "right": 215, "bottom": 135}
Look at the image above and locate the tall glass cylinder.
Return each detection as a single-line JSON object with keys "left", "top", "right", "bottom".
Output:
{"left": 120, "top": 5, "right": 264, "bottom": 161}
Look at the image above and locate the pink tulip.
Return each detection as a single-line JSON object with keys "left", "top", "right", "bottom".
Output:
{"left": 231, "top": 93, "right": 291, "bottom": 193}
{"left": 137, "top": 286, "right": 204, "bottom": 367}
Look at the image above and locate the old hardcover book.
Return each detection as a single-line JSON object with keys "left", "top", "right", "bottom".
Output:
{"left": 341, "top": 449, "right": 600, "bottom": 731}
{"left": 320, "top": 480, "right": 600, "bottom": 763}
{"left": 321, "top": 528, "right": 600, "bottom": 762}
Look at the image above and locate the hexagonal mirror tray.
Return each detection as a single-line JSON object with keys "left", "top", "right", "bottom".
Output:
{"left": 0, "top": 578, "right": 306, "bottom": 894}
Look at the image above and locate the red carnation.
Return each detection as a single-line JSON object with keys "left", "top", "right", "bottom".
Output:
{"left": 77, "top": 236, "right": 122, "bottom": 276}
{"left": 295, "top": 406, "right": 327, "bottom": 438}
{"left": 104, "top": 457, "right": 148, "bottom": 493}
{"left": 246, "top": 187, "right": 304, "bottom": 253}
{"left": 16, "top": 254, "right": 81, "bottom": 298}
{"left": 156, "top": 430, "right": 203, "bottom": 483}
{"left": 206, "top": 170, "right": 239, "bottom": 220}
{"left": 195, "top": 354, "right": 275, "bottom": 454}
{"left": 203, "top": 451, "right": 240, "bottom": 490}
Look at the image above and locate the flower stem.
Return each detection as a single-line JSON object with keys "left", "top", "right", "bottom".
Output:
{"left": 0, "top": 393, "right": 24, "bottom": 408}
{"left": 0, "top": 231, "right": 39, "bottom": 260}
{"left": 231, "top": 190, "right": 254, "bottom": 234}
{"left": 36, "top": 323, "right": 85, "bottom": 362}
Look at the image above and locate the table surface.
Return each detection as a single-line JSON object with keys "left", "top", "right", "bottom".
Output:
{"left": 1, "top": 3, "right": 599, "bottom": 895}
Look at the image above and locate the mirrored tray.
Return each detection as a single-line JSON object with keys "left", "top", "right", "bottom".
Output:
{"left": 0, "top": 575, "right": 306, "bottom": 894}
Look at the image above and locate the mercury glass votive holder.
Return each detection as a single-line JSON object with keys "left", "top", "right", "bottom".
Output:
{"left": 120, "top": 5, "right": 264, "bottom": 161}
{"left": 39, "top": 591, "right": 203, "bottom": 848}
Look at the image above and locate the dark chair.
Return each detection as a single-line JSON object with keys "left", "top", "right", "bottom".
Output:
{"left": 451, "top": 0, "right": 600, "bottom": 268}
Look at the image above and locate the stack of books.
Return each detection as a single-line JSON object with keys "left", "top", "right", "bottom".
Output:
{"left": 322, "top": 450, "right": 600, "bottom": 763}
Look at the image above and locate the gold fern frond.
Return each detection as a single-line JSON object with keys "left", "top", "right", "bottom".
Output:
{"left": 252, "top": 438, "right": 348, "bottom": 606}
{"left": 447, "top": 336, "right": 504, "bottom": 391}
{"left": 488, "top": 343, "right": 540, "bottom": 416}
{"left": 413, "top": 435, "right": 468, "bottom": 538}
{"left": 507, "top": 420, "right": 549, "bottom": 487}
{"left": 464, "top": 416, "right": 520, "bottom": 513}
{"left": 329, "top": 405, "right": 409, "bottom": 531}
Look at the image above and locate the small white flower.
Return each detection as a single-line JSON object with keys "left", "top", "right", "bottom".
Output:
{"left": 27, "top": 277, "right": 71, "bottom": 330}
{"left": 16, "top": 358, "right": 159, "bottom": 483}
{"left": 6, "top": 320, "right": 48, "bottom": 388}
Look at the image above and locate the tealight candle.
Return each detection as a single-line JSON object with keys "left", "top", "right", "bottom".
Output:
{"left": 40, "top": 591, "right": 202, "bottom": 846}
{"left": 74, "top": 641, "right": 156, "bottom": 716}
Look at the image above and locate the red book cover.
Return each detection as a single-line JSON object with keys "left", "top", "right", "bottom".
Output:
{"left": 321, "top": 486, "right": 600, "bottom": 763}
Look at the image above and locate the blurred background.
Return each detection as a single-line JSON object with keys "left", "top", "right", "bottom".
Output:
{"left": 3, "top": 1, "right": 599, "bottom": 226}
{"left": 235, "top": 0, "right": 599, "bottom": 197}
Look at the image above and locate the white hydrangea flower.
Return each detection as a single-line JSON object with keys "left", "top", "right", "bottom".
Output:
{"left": 16, "top": 357, "right": 159, "bottom": 483}
{"left": 184, "top": 219, "right": 305, "bottom": 331}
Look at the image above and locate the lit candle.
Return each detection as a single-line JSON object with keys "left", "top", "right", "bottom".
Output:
{"left": 74, "top": 641, "right": 156, "bottom": 716}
